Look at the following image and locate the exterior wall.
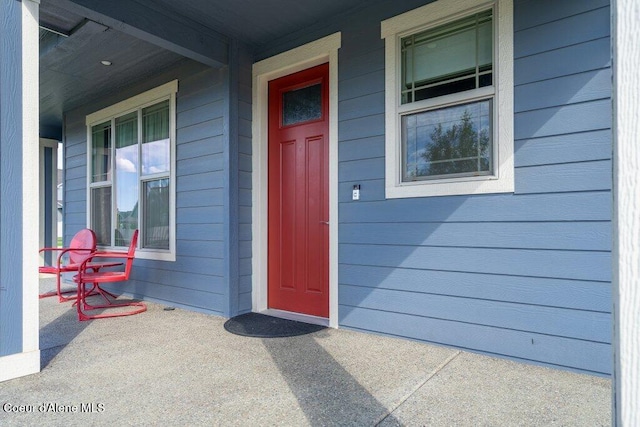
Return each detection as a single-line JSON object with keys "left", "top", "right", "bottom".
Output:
{"left": 237, "top": 48, "right": 254, "bottom": 314}
{"left": 60, "top": 0, "right": 613, "bottom": 375}
{"left": 613, "top": 0, "right": 640, "bottom": 421}
{"left": 222, "top": 42, "right": 253, "bottom": 317}
{"left": 259, "top": 0, "right": 612, "bottom": 374}
{"left": 64, "top": 60, "right": 231, "bottom": 315}
{"left": 0, "top": 0, "right": 40, "bottom": 381}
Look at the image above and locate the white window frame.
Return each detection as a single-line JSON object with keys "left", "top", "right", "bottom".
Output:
{"left": 382, "top": 0, "right": 513, "bottom": 198}
{"left": 85, "top": 80, "right": 177, "bottom": 261}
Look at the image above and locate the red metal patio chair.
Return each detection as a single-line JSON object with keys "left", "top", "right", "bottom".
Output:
{"left": 73, "top": 229, "right": 146, "bottom": 321}
{"left": 39, "top": 228, "right": 120, "bottom": 302}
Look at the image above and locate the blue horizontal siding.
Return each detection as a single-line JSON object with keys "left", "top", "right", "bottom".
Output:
{"left": 339, "top": 136, "right": 385, "bottom": 162}
{"left": 515, "top": 160, "right": 611, "bottom": 194}
{"left": 515, "top": 129, "right": 611, "bottom": 167}
{"left": 177, "top": 135, "right": 225, "bottom": 160}
{"left": 340, "top": 307, "right": 611, "bottom": 375}
{"left": 239, "top": 224, "right": 252, "bottom": 241}
{"left": 129, "top": 267, "right": 225, "bottom": 294}
{"left": 514, "top": 0, "right": 609, "bottom": 32}
{"left": 338, "top": 114, "right": 385, "bottom": 142}
{"left": 338, "top": 69, "right": 385, "bottom": 102}
{"left": 63, "top": 61, "right": 230, "bottom": 315}
{"left": 515, "top": 69, "right": 611, "bottom": 113}
{"left": 176, "top": 240, "right": 224, "bottom": 258}
{"left": 64, "top": 153, "right": 85, "bottom": 170}
{"left": 339, "top": 221, "right": 611, "bottom": 251}
{"left": 123, "top": 279, "right": 226, "bottom": 314}
{"left": 514, "top": 99, "right": 612, "bottom": 140}
{"left": 58, "top": 0, "right": 614, "bottom": 376}
{"left": 178, "top": 206, "right": 224, "bottom": 224}
{"left": 514, "top": 37, "right": 610, "bottom": 86}
{"left": 177, "top": 153, "right": 224, "bottom": 176}
{"left": 514, "top": 6, "right": 609, "bottom": 58}
{"left": 339, "top": 180, "right": 385, "bottom": 202}
{"left": 339, "top": 91, "right": 385, "bottom": 121}
{"left": 177, "top": 118, "right": 225, "bottom": 142}
{"left": 339, "top": 157, "right": 384, "bottom": 182}
{"left": 339, "top": 264, "right": 610, "bottom": 312}
{"left": 177, "top": 189, "right": 224, "bottom": 208}
{"left": 340, "top": 285, "right": 610, "bottom": 343}
{"left": 340, "top": 192, "right": 611, "bottom": 222}
{"left": 252, "top": 0, "right": 616, "bottom": 375}
{"left": 339, "top": 47, "right": 385, "bottom": 81}
{"left": 178, "top": 171, "right": 225, "bottom": 191}
{"left": 340, "top": 244, "right": 610, "bottom": 282}
{"left": 177, "top": 223, "right": 224, "bottom": 241}
{"left": 65, "top": 188, "right": 86, "bottom": 203}
{"left": 177, "top": 99, "right": 224, "bottom": 128}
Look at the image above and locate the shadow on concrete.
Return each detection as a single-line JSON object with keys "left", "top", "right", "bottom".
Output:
{"left": 262, "top": 331, "right": 400, "bottom": 426}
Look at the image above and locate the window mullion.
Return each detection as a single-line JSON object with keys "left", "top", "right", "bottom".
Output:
{"left": 138, "top": 109, "right": 143, "bottom": 249}
{"left": 110, "top": 117, "right": 116, "bottom": 247}
{"left": 398, "top": 85, "right": 494, "bottom": 115}
{"left": 475, "top": 13, "right": 480, "bottom": 90}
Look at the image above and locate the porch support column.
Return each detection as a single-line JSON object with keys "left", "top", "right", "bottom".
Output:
{"left": 0, "top": 0, "right": 40, "bottom": 382}
{"left": 612, "top": 0, "right": 640, "bottom": 424}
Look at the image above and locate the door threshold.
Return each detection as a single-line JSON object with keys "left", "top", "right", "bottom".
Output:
{"left": 260, "top": 309, "right": 330, "bottom": 327}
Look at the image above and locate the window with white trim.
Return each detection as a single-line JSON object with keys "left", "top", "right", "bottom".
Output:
{"left": 382, "top": 0, "right": 513, "bottom": 198}
{"left": 86, "top": 81, "right": 177, "bottom": 261}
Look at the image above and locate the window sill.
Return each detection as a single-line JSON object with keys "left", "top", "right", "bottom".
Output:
{"left": 385, "top": 171, "right": 514, "bottom": 198}
{"left": 97, "top": 246, "right": 176, "bottom": 262}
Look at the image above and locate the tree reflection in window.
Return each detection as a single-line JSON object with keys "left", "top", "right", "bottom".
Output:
{"left": 403, "top": 100, "right": 492, "bottom": 181}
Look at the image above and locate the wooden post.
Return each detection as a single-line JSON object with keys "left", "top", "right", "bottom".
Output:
{"left": 612, "top": 0, "right": 640, "bottom": 424}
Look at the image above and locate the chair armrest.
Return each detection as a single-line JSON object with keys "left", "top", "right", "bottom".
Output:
{"left": 39, "top": 247, "right": 95, "bottom": 267}
{"left": 39, "top": 247, "right": 66, "bottom": 253}
{"left": 78, "top": 251, "right": 134, "bottom": 273}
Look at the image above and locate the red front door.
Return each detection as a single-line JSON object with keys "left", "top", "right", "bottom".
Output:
{"left": 268, "top": 64, "right": 329, "bottom": 318}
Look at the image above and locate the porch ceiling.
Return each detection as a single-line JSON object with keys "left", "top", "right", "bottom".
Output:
{"left": 38, "top": 0, "right": 372, "bottom": 139}
{"left": 149, "top": 0, "right": 371, "bottom": 48}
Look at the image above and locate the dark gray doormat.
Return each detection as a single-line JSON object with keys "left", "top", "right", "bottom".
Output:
{"left": 223, "top": 312, "right": 326, "bottom": 338}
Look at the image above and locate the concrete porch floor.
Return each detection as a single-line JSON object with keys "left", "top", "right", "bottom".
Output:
{"left": 0, "top": 279, "right": 611, "bottom": 426}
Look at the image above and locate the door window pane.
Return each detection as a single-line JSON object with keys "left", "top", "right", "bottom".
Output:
{"left": 91, "top": 187, "right": 111, "bottom": 246}
{"left": 91, "top": 121, "right": 111, "bottom": 182}
{"left": 143, "top": 178, "right": 170, "bottom": 249}
{"left": 282, "top": 83, "right": 322, "bottom": 126}
{"left": 115, "top": 112, "right": 139, "bottom": 247}
{"left": 403, "top": 99, "right": 492, "bottom": 180}
{"left": 142, "top": 100, "right": 170, "bottom": 175}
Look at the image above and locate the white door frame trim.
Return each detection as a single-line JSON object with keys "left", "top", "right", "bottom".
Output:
{"left": 39, "top": 138, "right": 59, "bottom": 269}
{"left": 251, "top": 33, "right": 341, "bottom": 328}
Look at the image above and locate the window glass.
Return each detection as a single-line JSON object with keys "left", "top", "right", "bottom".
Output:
{"left": 399, "top": 10, "right": 494, "bottom": 182}
{"left": 401, "top": 11, "right": 492, "bottom": 104}
{"left": 282, "top": 83, "right": 322, "bottom": 126}
{"left": 142, "top": 100, "right": 170, "bottom": 175}
{"left": 91, "top": 121, "right": 111, "bottom": 183}
{"left": 91, "top": 187, "right": 111, "bottom": 246}
{"left": 403, "top": 100, "right": 492, "bottom": 180}
{"left": 87, "top": 81, "right": 176, "bottom": 257}
{"left": 382, "top": 0, "right": 513, "bottom": 198}
{"left": 115, "top": 112, "right": 139, "bottom": 247}
{"left": 143, "top": 178, "right": 170, "bottom": 249}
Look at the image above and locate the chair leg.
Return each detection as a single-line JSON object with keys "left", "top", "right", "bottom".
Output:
{"left": 80, "top": 283, "right": 118, "bottom": 309}
{"left": 76, "top": 280, "right": 147, "bottom": 321}
{"left": 57, "top": 273, "right": 83, "bottom": 303}
{"left": 38, "top": 273, "right": 77, "bottom": 300}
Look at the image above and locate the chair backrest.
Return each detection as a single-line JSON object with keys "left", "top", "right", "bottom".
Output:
{"left": 122, "top": 229, "right": 139, "bottom": 280}
{"left": 68, "top": 229, "right": 97, "bottom": 265}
